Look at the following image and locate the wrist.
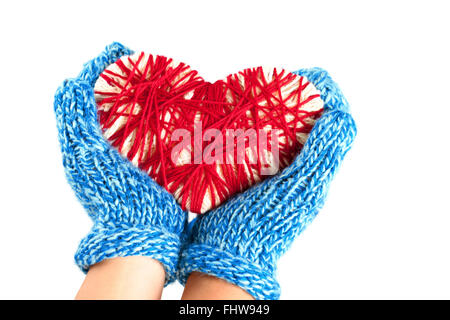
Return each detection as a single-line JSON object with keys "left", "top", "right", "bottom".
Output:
{"left": 76, "top": 256, "right": 165, "bottom": 300}
{"left": 178, "top": 243, "right": 280, "bottom": 300}
{"left": 75, "top": 222, "right": 181, "bottom": 284}
{"left": 182, "top": 272, "right": 254, "bottom": 300}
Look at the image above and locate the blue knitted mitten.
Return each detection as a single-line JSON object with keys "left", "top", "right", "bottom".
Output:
{"left": 54, "top": 43, "right": 187, "bottom": 284}
{"left": 178, "top": 68, "right": 357, "bottom": 299}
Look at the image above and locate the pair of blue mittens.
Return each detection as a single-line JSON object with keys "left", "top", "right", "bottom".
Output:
{"left": 54, "top": 42, "right": 356, "bottom": 300}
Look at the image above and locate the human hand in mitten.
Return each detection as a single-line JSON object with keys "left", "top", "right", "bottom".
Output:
{"left": 54, "top": 43, "right": 187, "bottom": 285}
{"left": 178, "top": 68, "right": 356, "bottom": 299}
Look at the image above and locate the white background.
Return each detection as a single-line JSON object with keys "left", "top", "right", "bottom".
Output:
{"left": 0, "top": 0, "right": 449, "bottom": 299}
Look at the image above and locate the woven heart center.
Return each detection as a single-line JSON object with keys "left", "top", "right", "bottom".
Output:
{"left": 94, "top": 52, "right": 324, "bottom": 213}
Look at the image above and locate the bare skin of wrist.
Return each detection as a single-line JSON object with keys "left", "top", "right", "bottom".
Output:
{"left": 76, "top": 256, "right": 165, "bottom": 300}
{"left": 181, "top": 272, "right": 254, "bottom": 300}
{"left": 75, "top": 257, "right": 253, "bottom": 300}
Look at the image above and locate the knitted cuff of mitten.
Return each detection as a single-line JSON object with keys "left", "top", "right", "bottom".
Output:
{"left": 75, "top": 223, "right": 181, "bottom": 284}
{"left": 178, "top": 244, "right": 281, "bottom": 300}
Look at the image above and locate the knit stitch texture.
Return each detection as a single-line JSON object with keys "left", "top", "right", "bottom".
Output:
{"left": 54, "top": 42, "right": 188, "bottom": 284}
{"left": 177, "top": 67, "right": 357, "bottom": 299}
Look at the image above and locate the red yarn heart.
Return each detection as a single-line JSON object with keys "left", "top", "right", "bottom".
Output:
{"left": 94, "top": 52, "right": 324, "bottom": 213}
